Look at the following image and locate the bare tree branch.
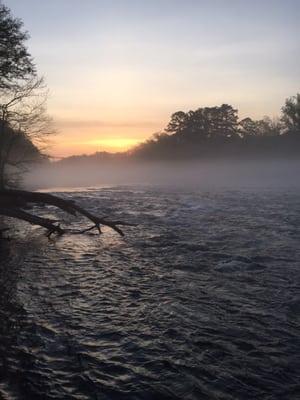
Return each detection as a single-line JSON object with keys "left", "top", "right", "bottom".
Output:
{"left": 0, "top": 190, "right": 137, "bottom": 237}
{"left": 0, "top": 207, "right": 65, "bottom": 236}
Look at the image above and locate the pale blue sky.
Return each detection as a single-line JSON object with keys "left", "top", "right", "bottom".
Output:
{"left": 5, "top": 0, "right": 300, "bottom": 155}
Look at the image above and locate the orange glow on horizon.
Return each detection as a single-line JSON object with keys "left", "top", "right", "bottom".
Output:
{"left": 86, "top": 137, "right": 140, "bottom": 149}
{"left": 49, "top": 115, "right": 165, "bottom": 158}
{"left": 49, "top": 127, "right": 151, "bottom": 158}
{"left": 49, "top": 103, "right": 280, "bottom": 158}
{"left": 50, "top": 136, "right": 143, "bottom": 158}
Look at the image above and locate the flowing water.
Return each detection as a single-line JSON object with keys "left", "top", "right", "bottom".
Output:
{"left": 0, "top": 186, "right": 299, "bottom": 399}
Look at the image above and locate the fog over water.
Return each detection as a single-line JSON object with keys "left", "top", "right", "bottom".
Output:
{"left": 2, "top": 157, "right": 300, "bottom": 399}
{"left": 4, "top": 155, "right": 300, "bottom": 400}
{"left": 26, "top": 159, "right": 300, "bottom": 191}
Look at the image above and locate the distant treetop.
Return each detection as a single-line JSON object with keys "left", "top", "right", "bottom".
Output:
{"left": 281, "top": 94, "right": 300, "bottom": 134}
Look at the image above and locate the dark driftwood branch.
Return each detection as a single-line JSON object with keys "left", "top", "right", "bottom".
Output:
{"left": 0, "top": 190, "right": 77, "bottom": 215}
{"left": 0, "top": 189, "right": 136, "bottom": 237}
{"left": 0, "top": 207, "right": 65, "bottom": 236}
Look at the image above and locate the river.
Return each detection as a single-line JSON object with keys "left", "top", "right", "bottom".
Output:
{"left": 0, "top": 185, "right": 299, "bottom": 399}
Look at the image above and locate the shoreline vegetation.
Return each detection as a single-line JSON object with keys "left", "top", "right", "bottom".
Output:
{"left": 26, "top": 99, "right": 300, "bottom": 190}
{"left": 56, "top": 99, "right": 300, "bottom": 165}
{"left": 58, "top": 130, "right": 300, "bottom": 165}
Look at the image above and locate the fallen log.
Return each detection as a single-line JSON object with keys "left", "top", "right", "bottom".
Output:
{"left": 0, "top": 206, "right": 65, "bottom": 236}
{"left": 0, "top": 190, "right": 77, "bottom": 215}
{"left": 0, "top": 189, "right": 136, "bottom": 237}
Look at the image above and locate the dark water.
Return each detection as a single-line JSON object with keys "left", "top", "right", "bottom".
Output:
{"left": 0, "top": 186, "right": 299, "bottom": 399}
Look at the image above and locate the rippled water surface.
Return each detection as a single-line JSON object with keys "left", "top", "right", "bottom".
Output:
{"left": 0, "top": 186, "right": 299, "bottom": 399}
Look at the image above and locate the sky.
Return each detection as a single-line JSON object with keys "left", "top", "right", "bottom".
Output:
{"left": 5, "top": 0, "right": 300, "bottom": 157}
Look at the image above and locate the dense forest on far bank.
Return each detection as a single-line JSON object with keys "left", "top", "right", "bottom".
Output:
{"left": 59, "top": 95, "right": 300, "bottom": 165}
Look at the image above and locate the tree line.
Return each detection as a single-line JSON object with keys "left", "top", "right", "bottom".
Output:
{"left": 60, "top": 97, "right": 300, "bottom": 165}
{"left": 130, "top": 96, "right": 300, "bottom": 160}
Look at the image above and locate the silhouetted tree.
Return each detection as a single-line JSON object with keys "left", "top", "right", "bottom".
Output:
{"left": 281, "top": 93, "right": 300, "bottom": 134}
{"left": 166, "top": 111, "right": 188, "bottom": 134}
{"left": 239, "top": 116, "right": 281, "bottom": 138}
{"left": 0, "top": 3, "right": 52, "bottom": 189}
{"left": 165, "top": 104, "right": 238, "bottom": 140}
{"left": 210, "top": 104, "right": 238, "bottom": 138}
{"left": 239, "top": 117, "right": 258, "bottom": 137}
{"left": 258, "top": 117, "right": 282, "bottom": 136}
{"left": 0, "top": 3, "right": 35, "bottom": 90}
{"left": 131, "top": 97, "right": 300, "bottom": 160}
{"left": 0, "top": 77, "right": 52, "bottom": 189}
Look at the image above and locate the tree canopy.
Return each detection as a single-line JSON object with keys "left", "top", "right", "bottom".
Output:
{"left": 0, "top": 2, "right": 35, "bottom": 89}
{"left": 131, "top": 95, "right": 299, "bottom": 160}
{"left": 166, "top": 104, "right": 238, "bottom": 139}
{"left": 281, "top": 94, "right": 300, "bottom": 134}
{"left": 0, "top": 2, "right": 51, "bottom": 189}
